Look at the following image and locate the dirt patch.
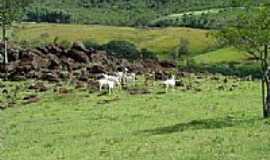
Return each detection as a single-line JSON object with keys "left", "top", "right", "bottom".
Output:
{"left": 23, "top": 95, "right": 40, "bottom": 105}
{"left": 128, "top": 88, "right": 151, "bottom": 95}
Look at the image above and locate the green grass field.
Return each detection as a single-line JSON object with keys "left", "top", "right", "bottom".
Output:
{"left": 193, "top": 48, "right": 250, "bottom": 64}
{"left": 12, "top": 23, "right": 252, "bottom": 65}
{"left": 1, "top": 76, "right": 270, "bottom": 160}
{"left": 13, "top": 23, "right": 215, "bottom": 56}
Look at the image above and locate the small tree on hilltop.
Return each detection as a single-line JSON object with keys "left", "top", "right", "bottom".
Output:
{"left": 0, "top": 0, "right": 33, "bottom": 78}
{"left": 177, "top": 38, "right": 190, "bottom": 59}
{"left": 215, "top": 4, "right": 270, "bottom": 118}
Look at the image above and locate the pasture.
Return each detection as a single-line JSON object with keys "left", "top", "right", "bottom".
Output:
{"left": 13, "top": 23, "right": 214, "bottom": 55}
{"left": 193, "top": 48, "right": 250, "bottom": 64}
{"left": 1, "top": 75, "right": 270, "bottom": 160}
{"left": 11, "top": 23, "right": 254, "bottom": 66}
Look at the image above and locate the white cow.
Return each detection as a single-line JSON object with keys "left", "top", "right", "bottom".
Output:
{"left": 102, "top": 73, "right": 122, "bottom": 89}
{"left": 124, "top": 73, "right": 136, "bottom": 86}
{"left": 98, "top": 78, "right": 115, "bottom": 95}
{"left": 162, "top": 75, "right": 176, "bottom": 92}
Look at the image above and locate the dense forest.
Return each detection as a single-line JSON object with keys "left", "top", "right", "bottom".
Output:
{"left": 24, "top": 0, "right": 269, "bottom": 27}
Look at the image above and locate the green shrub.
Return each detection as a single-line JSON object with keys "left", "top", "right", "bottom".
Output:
{"left": 180, "top": 63, "right": 261, "bottom": 78}
{"left": 82, "top": 40, "right": 102, "bottom": 50}
{"left": 177, "top": 38, "right": 190, "bottom": 58}
{"left": 141, "top": 48, "right": 158, "bottom": 60}
{"left": 58, "top": 40, "right": 72, "bottom": 49}
{"left": 103, "top": 40, "right": 140, "bottom": 60}
{"left": 26, "top": 7, "right": 72, "bottom": 23}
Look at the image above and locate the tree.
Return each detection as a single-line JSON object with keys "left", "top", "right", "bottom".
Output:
{"left": 0, "top": 0, "right": 32, "bottom": 78}
{"left": 103, "top": 40, "right": 140, "bottom": 60}
{"left": 177, "top": 38, "right": 190, "bottom": 59}
{"left": 215, "top": 5, "right": 270, "bottom": 118}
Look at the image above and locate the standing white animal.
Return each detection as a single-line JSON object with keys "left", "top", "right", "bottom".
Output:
{"left": 116, "top": 72, "right": 125, "bottom": 84}
{"left": 124, "top": 73, "right": 136, "bottom": 86}
{"left": 102, "top": 73, "right": 122, "bottom": 89}
{"left": 162, "top": 75, "right": 176, "bottom": 92}
{"left": 98, "top": 78, "right": 115, "bottom": 95}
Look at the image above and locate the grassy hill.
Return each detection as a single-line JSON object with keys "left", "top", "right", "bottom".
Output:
{"left": 149, "top": 7, "right": 246, "bottom": 29}
{"left": 13, "top": 23, "right": 215, "bottom": 56}
{"left": 12, "top": 23, "right": 255, "bottom": 69}
{"left": 25, "top": 0, "right": 234, "bottom": 26}
{"left": 193, "top": 48, "right": 249, "bottom": 64}
{"left": 1, "top": 76, "right": 269, "bottom": 160}
{"left": 25, "top": 0, "right": 270, "bottom": 26}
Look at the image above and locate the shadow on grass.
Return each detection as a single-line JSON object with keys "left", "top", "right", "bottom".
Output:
{"left": 139, "top": 117, "right": 260, "bottom": 135}
{"left": 156, "top": 91, "right": 166, "bottom": 95}
{"left": 181, "top": 63, "right": 261, "bottom": 78}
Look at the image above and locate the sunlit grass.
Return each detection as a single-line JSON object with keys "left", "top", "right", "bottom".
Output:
{"left": 13, "top": 23, "right": 214, "bottom": 56}
{"left": 193, "top": 48, "right": 249, "bottom": 64}
{"left": 1, "top": 76, "right": 270, "bottom": 160}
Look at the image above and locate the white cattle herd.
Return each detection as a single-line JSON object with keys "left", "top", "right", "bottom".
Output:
{"left": 98, "top": 68, "right": 176, "bottom": 94}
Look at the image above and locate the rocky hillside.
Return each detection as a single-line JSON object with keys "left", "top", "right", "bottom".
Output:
{"left": 0, "top": 42, "right": 176, "bottom": 82}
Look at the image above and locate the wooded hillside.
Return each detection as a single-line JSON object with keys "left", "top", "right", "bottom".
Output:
{"left": 24, "top": 0, "right": 269, "bottom": 26}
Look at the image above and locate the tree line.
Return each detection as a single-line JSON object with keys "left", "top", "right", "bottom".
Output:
{"left": 23, "top": 0, "right": 265, "bottom": 27}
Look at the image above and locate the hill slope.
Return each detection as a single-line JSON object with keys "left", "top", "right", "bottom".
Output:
{"left": 1, "top": 77, "right": 268, "bottom": 160}
{"left": 14, "top": 23, "right": 215, "bottom": 56}
{"left": 24, "top": 0, "right": 245, "bottom": 26}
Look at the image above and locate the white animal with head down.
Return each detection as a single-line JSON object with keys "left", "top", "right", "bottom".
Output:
{"left": 116, "top": 71, "right": 125, "bottom": 84}
{"left": 162, "top": 75, "right": 176, "bottom": 92}
{"left": 98, "top": 78, "right": 115, "bottom": 95}
{"left": 102, "top": 73, "right": 122, "bottom": 89}
{"left": 125, "top": 73, "right": 136, "bottom": 86}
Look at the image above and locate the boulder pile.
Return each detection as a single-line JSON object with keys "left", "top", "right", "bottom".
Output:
{"left": 0, "top": 42, "right": 176, "bottom": 82}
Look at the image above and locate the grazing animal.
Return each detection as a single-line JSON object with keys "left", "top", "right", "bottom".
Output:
{"left": 102, "top": 73, "right": 122, "bottom": 89}
{"left": 162, "top": 75, "right": 176, "bottom": 92}
{"left": 124, "top": 73, "right": 136, "bottom": 86}
{"left": 98, "top": 78, "right": 115, "bottom": 95}
{"left": 116, "top": 72, "right": 125, "bottom": 84}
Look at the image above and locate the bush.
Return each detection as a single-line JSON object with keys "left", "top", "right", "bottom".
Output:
{"left": 58, "top": 40, "right": 72, "bottom": 49}
{"left": 180, "top": 63, "right": 261, "bottom": 78}
{"left": 26, "top": 7, "right": 72, "bottom": 23}
{"left": 103, "top": 40, "right": 140, "bottom": 60}
{"left": 82, "top": 40, "right": 102, "bottom": 50}
{"left": 141, "top": 48, "right": 158, "bottom": 60}
{"left": 177, "top": 38, "right": 190, "bottom": 58}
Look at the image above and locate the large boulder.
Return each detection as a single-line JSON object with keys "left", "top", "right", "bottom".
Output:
{"left": 90, "top": 51, "right": 109, "bottom": 65}
{"left": 142, "top": 59, "right": 162, "bottom": 72}
{"left": 46, "top": 44, "right": 65, "bottom": 56}
{"left": 87, "top": 65, "right": 106, "bottom": 74}
{"left": 47, "top": 53, "right": 61, "bottom": 70}
{"left": 159, "top": 60, "right": 177, "bottom": 68}
{"left": 155, "top": 71, "right": 169, "bottom": 81}
{"left": 67, "top": 49, "right": 89, "bottom": 63}
{"left": 71, "top": 41, "right": 89, "bottom": 53}
{"left": 41, "top": 70, "right": 60, "bottom": 82}
{"left": 29, "top": 82, "right": 48, "bottom": 92}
